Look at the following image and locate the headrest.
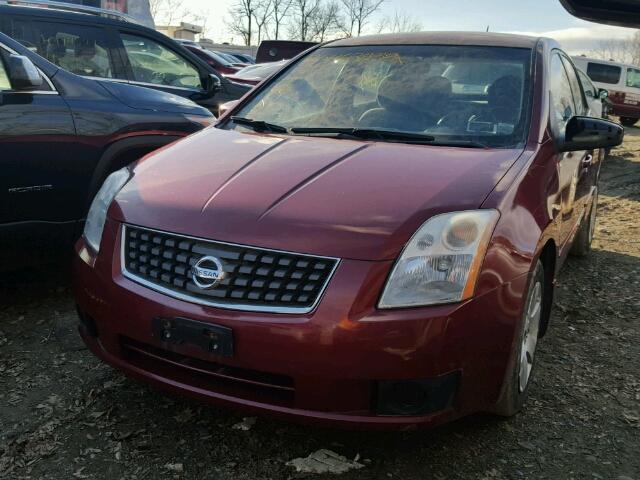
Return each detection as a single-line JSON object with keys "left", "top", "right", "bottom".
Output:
{"left": 75, "top": 38, "right": 96, "bottom": 57}
{"left": 377, "top": 66, "right": 452, "bottom": 113}
{"left": 377, "top": 62, "right": 430, "bottom": 109}
{"left": 488, "top": 75, "right": 522, "bottom": 109}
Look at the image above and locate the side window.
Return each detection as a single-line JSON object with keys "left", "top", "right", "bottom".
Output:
{"left": 626, "top": 67, "right": 640, "bottom": 88}
{"left": 120, "top": 33, "right": 201, "bottom": 89}
{"left": 560, "top": 56, "right": 587, "bottom": 115}
{"left": 6, "top": 19, "right": 37, "bottom": 51}
{"left": 29, "top": 22, "right": 114, "bottom": 78}
{"left": 549, "top": 53, "right": 576, "bottom": 138}
{"left": 586, "top": 62, "right": 621, "bottom": 84}
{"left": 0, "top": 52, "right": 11, "bottom": 90}
{"left": 577, "top": 70, "right": 596, "bottom": 99}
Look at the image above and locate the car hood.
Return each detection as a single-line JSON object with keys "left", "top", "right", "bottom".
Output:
{"left": 99, "top": 81, "right": 211, "bottom": 116}
{"left": 113, "top": 128, "right": 523, "bottom": 261}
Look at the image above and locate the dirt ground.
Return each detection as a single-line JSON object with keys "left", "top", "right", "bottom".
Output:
{"left": 1, "top": 132, "right": 639, "bottom": 480}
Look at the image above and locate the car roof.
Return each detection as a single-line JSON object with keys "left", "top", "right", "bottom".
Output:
{"left": 572, "top": 55, "right": 638, "bottom": 69}
{"left": 328, "top": 32, "right": 543, "bottom": 49}
{"left": 0, "top": 3, "right": 138, "bottom": 28}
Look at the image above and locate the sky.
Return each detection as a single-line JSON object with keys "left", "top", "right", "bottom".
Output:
{"left": 173, "top": 0, "right": 637, "bottom": 55}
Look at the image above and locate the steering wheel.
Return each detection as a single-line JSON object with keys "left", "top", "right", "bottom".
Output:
{"left": 434, "top": 111, "right": 477, "bottom": 132}
{"left": 151, "top": 71, "right": 166, "bottom": 84}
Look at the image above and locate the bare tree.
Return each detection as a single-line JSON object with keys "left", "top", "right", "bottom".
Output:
{"left": 290, "top": 0, "right": 322, "bottom": 41}
{"left": 149, "top": 0, "right": 186, "bottom": 25}
{"left": 149, "top": 0, "right": 163, "bottom": 19}
{"left": 226, "top": 0, "right": 259, "bottom": 46}
{"left": 310, "top": 1, "right": 340, "bottom": 41}
{"left": 589, "top": 33, "right": 640, "bottom": 64}
{"left": 629, "top": 31, "right": 640, "bottom": 65}
{"left": 377, "top": 9, "right": 421, "bottom": 34}
{"left": 339, "top": 0, "right": 383, "bottom": 37}
{"left": 271, "top": 0, "right": 293, "bottom": 40}
{"left": 252, "top": 0, "right": 274, "bottom": 44}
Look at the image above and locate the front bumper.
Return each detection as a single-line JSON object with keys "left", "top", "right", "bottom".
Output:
{"left": 610, "top": 102, "right": 640, "bottom": 118}
{"left": 73, "top": 219, "right": 528, "bottom": 429}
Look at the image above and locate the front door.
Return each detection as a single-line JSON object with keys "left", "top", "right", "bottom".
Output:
{"left": 548, "top": 51, "right": 592, "bottom": 254}
{"left": 0, "top": 45, "right": 77, "bottom": 229}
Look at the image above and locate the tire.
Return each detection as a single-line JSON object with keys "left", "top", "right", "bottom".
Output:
{"left": 570, "top": 187, "right": 598, "bottom": 257}
{"left": 620, "top": 117, "right": 638, "bottom": 127}
{"left": 491, "top": 260, "right": 545, "bottom": 417}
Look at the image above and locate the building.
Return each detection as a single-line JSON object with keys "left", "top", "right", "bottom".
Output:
{"left": 55, "top": 0, "right": 154, "bottom": 27}
{"left": 157, "top": 22, "right": 203, "bottom": 41}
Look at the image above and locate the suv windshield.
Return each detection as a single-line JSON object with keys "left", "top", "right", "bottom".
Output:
{"left": 228, "top": 45, "right": 533, "bottom": 148}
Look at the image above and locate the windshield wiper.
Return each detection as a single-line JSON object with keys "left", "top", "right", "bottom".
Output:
{"left": 425, "top": 139, "right": 489, "bottom": 149}
{"left": 231, "top": 116, "right": 288, "bottom": 133}
{"left": 290, "top": 127, "right": 436, "bottom": 144}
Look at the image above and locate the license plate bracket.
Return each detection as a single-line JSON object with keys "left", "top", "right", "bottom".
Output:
{"left": 152, "top": 317, "right": 234, "bottom": 357}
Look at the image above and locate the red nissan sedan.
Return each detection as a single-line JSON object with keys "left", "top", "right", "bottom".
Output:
{"left": 73, "top": 33, "right": 623, "bottom": 429}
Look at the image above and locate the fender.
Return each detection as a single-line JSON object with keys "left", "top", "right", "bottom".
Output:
{"left": 85, "top": 135, "right": 183, "bottom": 212}
{"left": 478, "top": 139, "right": 561, "bottom": 295}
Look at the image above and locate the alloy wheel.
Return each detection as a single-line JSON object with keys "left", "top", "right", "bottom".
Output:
{"left": 518, "top": 280, "right": 542, "bottom": 393}
{"left": 588, "top": 189, "right": 598, "bottom": 244}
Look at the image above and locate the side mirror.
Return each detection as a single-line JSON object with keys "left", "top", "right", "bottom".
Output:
{"left": 8, "top": 55, "right": 42, "bottom": 90}
{"left": 598, "top": 88, "right": 609, "bottom": 100}
{"left": 559, "top": 116, "right": 624, "bottom": 152}
{"left": 203, "top": 73, "right": 222, "bottom": 96}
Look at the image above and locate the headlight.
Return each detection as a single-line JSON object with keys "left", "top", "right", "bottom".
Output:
{"left": 379, "top": 210, "right": 500, "bottom": 308}
{"left": 83, "top": 168, "right": 131, "bottom": 253}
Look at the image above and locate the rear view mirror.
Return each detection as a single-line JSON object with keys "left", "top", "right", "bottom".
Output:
{"left": 598, "top": 88, "right": 609, "bottom": 100}
{"left": 560, "top": 0, "right": 640, "bottom": 28}
{"left": 559, "top": 116, "right": 624, "bottom": 152}
{"left": 8, "top": 55, "right": 42, "bottom": 90}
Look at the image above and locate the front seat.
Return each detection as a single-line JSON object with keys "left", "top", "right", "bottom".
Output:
{"left": 359, "top": 65, "right": 452, "bottom": 132}
{"left": 487, "top": 75, "right": 523, "bottom": 124}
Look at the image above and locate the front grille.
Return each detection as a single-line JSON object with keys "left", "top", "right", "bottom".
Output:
{"left": 120, "top": 337, "right": 295, "bottom": 407}
{"left": 121, "top": 225, "right": 339, "bottom": 313}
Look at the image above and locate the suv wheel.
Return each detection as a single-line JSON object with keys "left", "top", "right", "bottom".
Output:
{"left": 491, "top": 260, "right": 545, "bottom": 417}
{"left": 620, "top": 117, "right": 638, "bottom": 127}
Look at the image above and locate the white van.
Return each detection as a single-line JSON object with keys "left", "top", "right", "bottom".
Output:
{"left": 572, "top": 55, "right": 640, "bottom": 126}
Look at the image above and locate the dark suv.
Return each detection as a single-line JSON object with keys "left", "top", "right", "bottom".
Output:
{"left": 0, "top": 2, "right": 252, "bottom": 113}
{"left": 0, "top": 31, "right": 212, "bottom": 259}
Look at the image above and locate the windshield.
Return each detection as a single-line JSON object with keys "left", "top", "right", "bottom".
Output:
{"left": 228, "top": 45, "right": 533, "bottom": 148}
{"left": 205, "top": 50, "right": 233, "bottom": 66}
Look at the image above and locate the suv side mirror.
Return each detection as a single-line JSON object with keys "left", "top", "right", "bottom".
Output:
{"left": 8, "top": 55, "right": 42, "bottom": 90}
{"left": 199, "top": 73, "right": 221, "bottom": 98}
{"left": 559, "top": 116, "right": 623, "bottom": 152}
{"left": 598, "top": 88, "right": 609, "bottom": 100}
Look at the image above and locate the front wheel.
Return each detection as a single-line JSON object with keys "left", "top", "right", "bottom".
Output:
{"left": 491, "top": 260, "right": 545, "bottom": 417}
{"left": 620, "top": 116, "right": 639, "bottom": 127}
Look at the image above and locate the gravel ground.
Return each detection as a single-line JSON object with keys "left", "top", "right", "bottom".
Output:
{"left": 1, "top": 133, "right": 639, "bottom": 480}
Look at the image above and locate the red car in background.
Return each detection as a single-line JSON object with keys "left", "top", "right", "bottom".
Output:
{"left": 184, "top": 45, "right": 242, "bottom": 75}
{"left": 74, "top": 33, "right": 622, "bottom": 429}
{"left": 226, "top": 60, "right": 289, "bottom": 86}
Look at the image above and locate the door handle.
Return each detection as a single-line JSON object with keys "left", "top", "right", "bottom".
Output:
{"left": 582, "top": 154, "right": 593, "bottom": 167}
